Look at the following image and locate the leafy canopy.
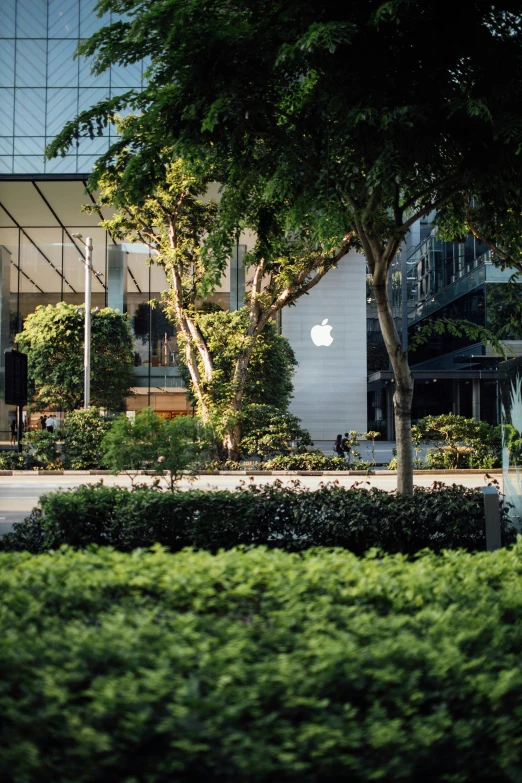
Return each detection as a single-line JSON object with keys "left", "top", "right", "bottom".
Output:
{"left": 177, "top": 309, "right": 297, "bottom": 413}
{"left": 49, "top": 1, "right": 522, "bottom": 262}
{"left": 16, "top": 302, "right": 134, "bottom": 412}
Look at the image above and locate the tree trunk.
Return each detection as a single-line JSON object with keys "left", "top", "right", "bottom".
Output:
{"left": 373, "top": 274, "right": 414, "bottom": 495}
{"left": 222, "top": 342, "right": 257, "bottom": 459}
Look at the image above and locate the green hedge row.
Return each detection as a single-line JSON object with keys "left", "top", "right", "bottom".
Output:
{"left": 2, "top": 545, "right": 522, "bottom": 781}
{"left": 2, "top": 480, "right": 515, "bottom": 555}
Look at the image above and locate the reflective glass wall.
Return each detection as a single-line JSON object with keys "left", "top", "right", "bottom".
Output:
{"left": 0, "top": 0, "right": 146, "bottom": 175}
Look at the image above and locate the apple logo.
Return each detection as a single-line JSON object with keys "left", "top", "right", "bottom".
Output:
{"left": 311, "top": 318, "right": 333, "bottom": 347}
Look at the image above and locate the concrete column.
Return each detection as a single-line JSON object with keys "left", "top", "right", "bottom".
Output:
{"left": 107, "top": 245, "right": 128, "bottom": 313}
{"left": 230, "top": 243, "right": 246, "bottom": 311}
{"left": 472, "top": 378, "right": 481, "bottom": 421}
{"left": 0, "top": 245, "right": 12, "bottom": 439}
{"left": 452, "top": 379, "right": 460, "bottom": 415}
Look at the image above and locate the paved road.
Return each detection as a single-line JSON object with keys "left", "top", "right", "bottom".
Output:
{"left": 0, "top": 472, "right": 501, "bottom": 536}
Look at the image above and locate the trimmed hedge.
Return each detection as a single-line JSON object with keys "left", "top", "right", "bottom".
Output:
{"left": 2, "top": 545, "right": 522, "bottom": 781}
{"left": 1, "top": 480, "right": 515, "bottom": 555}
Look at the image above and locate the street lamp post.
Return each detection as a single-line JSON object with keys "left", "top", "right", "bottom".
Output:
{"left": 72, "top": 234, "right": 93, "bottom": 408}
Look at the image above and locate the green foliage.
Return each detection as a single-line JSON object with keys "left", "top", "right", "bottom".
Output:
{"left": 0, "top": 451, "right": 36, "bottom": 470}
{"left": 178, "top": 310, "right": 297, "bottom": 413}
{"left": 61, "top": 408, "right": 112, "bottom": 469}
{"left": 102, "top": 408, "right": 207, "bottom": 489}
{"left": 503, "top": 423, "right": 522, "bottom": 466}
{"left": 5, "top": 543, "right": 522, "bottom": 780}
{"left": 22, "top": 430, "right": 60, "bottom": 467}
{"left": 239, "top": 404, "right": 312, "bottom": 460}
{"left": 2, "top": 480, "right": 514, "bottom": 556}
{"left": 264, "top": 452, "right": 371, "bottom": 471}
{"left": 16, "top": 302, "right": 134, "bottom": 412}
{"left": 409, "top": 317, "right": 506, "bottom": 357}
{"left": 414, "top": 414, "right": 502, "bottom": 470}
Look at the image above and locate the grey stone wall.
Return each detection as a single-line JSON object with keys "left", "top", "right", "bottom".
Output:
{"left": 281, "top": 250, "right": 367, "bottom": 441}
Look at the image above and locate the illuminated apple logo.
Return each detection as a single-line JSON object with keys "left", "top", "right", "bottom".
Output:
{"left": 311, "top": 318, "right": 333, "bottom": 347}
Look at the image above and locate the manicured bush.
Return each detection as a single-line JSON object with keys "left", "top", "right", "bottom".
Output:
{"left": 2, "top": 544, "right": 522, "bottom": 781}
{"left": 414, "top": 414, "right": 502, "bottom": 469}
{"left": 265, "top": 452, "right": 370, "bottom": 470}
{"left": 2, "top": 480, "right": 515, "bottom": 555}
{"left": 61, "top": 408, "right": 112, "bottom": 469}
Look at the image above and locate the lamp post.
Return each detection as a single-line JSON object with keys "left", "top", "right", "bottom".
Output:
{"left": 72, "top": 234, "right": 93, "bottom": 408}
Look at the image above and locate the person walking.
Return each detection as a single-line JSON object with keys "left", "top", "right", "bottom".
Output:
{"left": 334, "top": 434, "right": 344, "bottom": 458}
{"left": 46, "top": 415, "right": 55, "bottom": 434}
{"left": 341, "top": 433, "right": 352, "bottom": 463}
{"left": 40, "top": 415, "right": 47, "bottom": 431}
{"left": 9, "top": 418, "right": 16, "bottom": 445}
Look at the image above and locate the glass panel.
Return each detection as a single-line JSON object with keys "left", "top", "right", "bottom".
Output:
{"left": 16, "top": 0, "right": 47, "bottom": 38}
{"left": 0, "top": 89, "right": 15, "bottom": 135}
{"left": 76, "top": 135, "right": 110, "bottom": 154}
{"left": 45, "top": 153, "right": 78, "bottom": 174}
{"left": 78, "top": 86, "right": 109, "bottom": 112}
{"left": 46, "top": 87, "right": 79, "bottom": 135}
{"left": 0, "top": 156, "right": 13, "bottom": 174}
{"left": 14, "top": 137, "right": 46, "bottom": 154}
{"left": 14, "top": 88, "right": 46, "bottom": 136}
{"left": 77, "top": 154, "right": 101, "bottom": 172}
{"left": 79, "top": 54, "right": 110, "bottom": 87}
{"left": 0, "top": 0, "right": 15, "bottom": 38}
{"left": 0, "top": 40, "right": 15, "bottom": 87}
{"left": 13, "top": 155, "right": 46, "bottom": 174}
{"left": 80, "top": 0, "right": 110, "bottom": 38}
{"left": 15, "top": 39, "right": 47, "bottom": 87}
{"left": 48, "top": 0, "right": 80, "bottom": 38}
{"left": 47, "top": 40, "right": 79, "bottom": 87}
{"left": 21, "top": 228, "right": 64, "bottom": 294}
{"left": 0, "top": 138, "right": 14, "bottom": 155}
{"left": 110, "top": 61, "right": 143, "bottom": 88}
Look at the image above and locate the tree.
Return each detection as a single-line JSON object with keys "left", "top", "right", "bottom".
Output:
{"left": 49, "top": 1, "right": 522, "bottom": 492}
{"left": 16, "top": 303, "right": 134, "bottom": 412}
{"left": 84, "top": 155, "right": 350, "bottom": 459}
{"left": 178, "top": 308, "right": 297, "bottom": 412}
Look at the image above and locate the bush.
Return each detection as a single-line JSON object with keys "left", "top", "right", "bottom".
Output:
{"left": 22, "top": 429, "right": 60, "bottom": 467}
{"left": 265, "top": 452, "right": 370, "bottom": 471}
{"left": 414, "top": 414, "right": 502, "bottom": 469}
{"left": 239, "top": 403, "right": 313, "bottom": 460}
{"left": 2, "top": 480, "right": 515, "bottom": 556}
{"left": 2, "top": 544, "right": 522, "bottom": 781}
{"left": 61, "top": 408, "right": 112, "bottom": 469}
{"left": 102, "top": 409, "right": 207, "bottom": 488}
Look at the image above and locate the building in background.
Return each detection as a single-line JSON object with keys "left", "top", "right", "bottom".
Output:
{"left": 367, "top": 224, "right": 522, "bottom": 437}
{"left": 0, "top": 0, "right": 367, "bottom": 441}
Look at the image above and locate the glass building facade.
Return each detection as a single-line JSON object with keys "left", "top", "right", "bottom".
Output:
{"left": 0, "top": 0, "right": 147, "bottom": 176}
{"left": 0, "top": 1, "right": 243, "bottom": 438}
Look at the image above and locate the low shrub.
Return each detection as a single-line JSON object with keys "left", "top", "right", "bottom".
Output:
{"left": 2, "top": 480, "right": 515, "bottom": 555}
{"left": 265, "top": 452, "right": 371, "bottom": 471}
{"left": 22, "top": 429, "right": 60, "bottom": 466}
{"left": 2, "top": 544, "right": 522, "bottom": 781}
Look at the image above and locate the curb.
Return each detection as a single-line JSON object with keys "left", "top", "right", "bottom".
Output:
{"left": 0, "top": 468, "right": 504, "bottom": 477}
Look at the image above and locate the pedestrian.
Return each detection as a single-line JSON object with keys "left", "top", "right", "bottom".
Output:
{"left": 341, "top": 433, "right": 352, "bottom": 462}
{"left": 9, "top": 418, "right": 16, "bottom": 445}
{"left": 333, "top": 434, "right": 344, "bottom": 458}
{"left": 40, "top": 415, "right": 47, "bottom": 431}
{"left": 46, "top": 415, "right": 55, "bottom": 434}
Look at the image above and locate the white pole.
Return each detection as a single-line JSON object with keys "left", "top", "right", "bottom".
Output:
{"left": 84, "top": 237, "right": 93, "bottom": 409}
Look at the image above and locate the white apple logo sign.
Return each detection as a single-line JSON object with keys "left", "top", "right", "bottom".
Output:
{"left": 311, "top": 318, "right": 333, "bottom": 347}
